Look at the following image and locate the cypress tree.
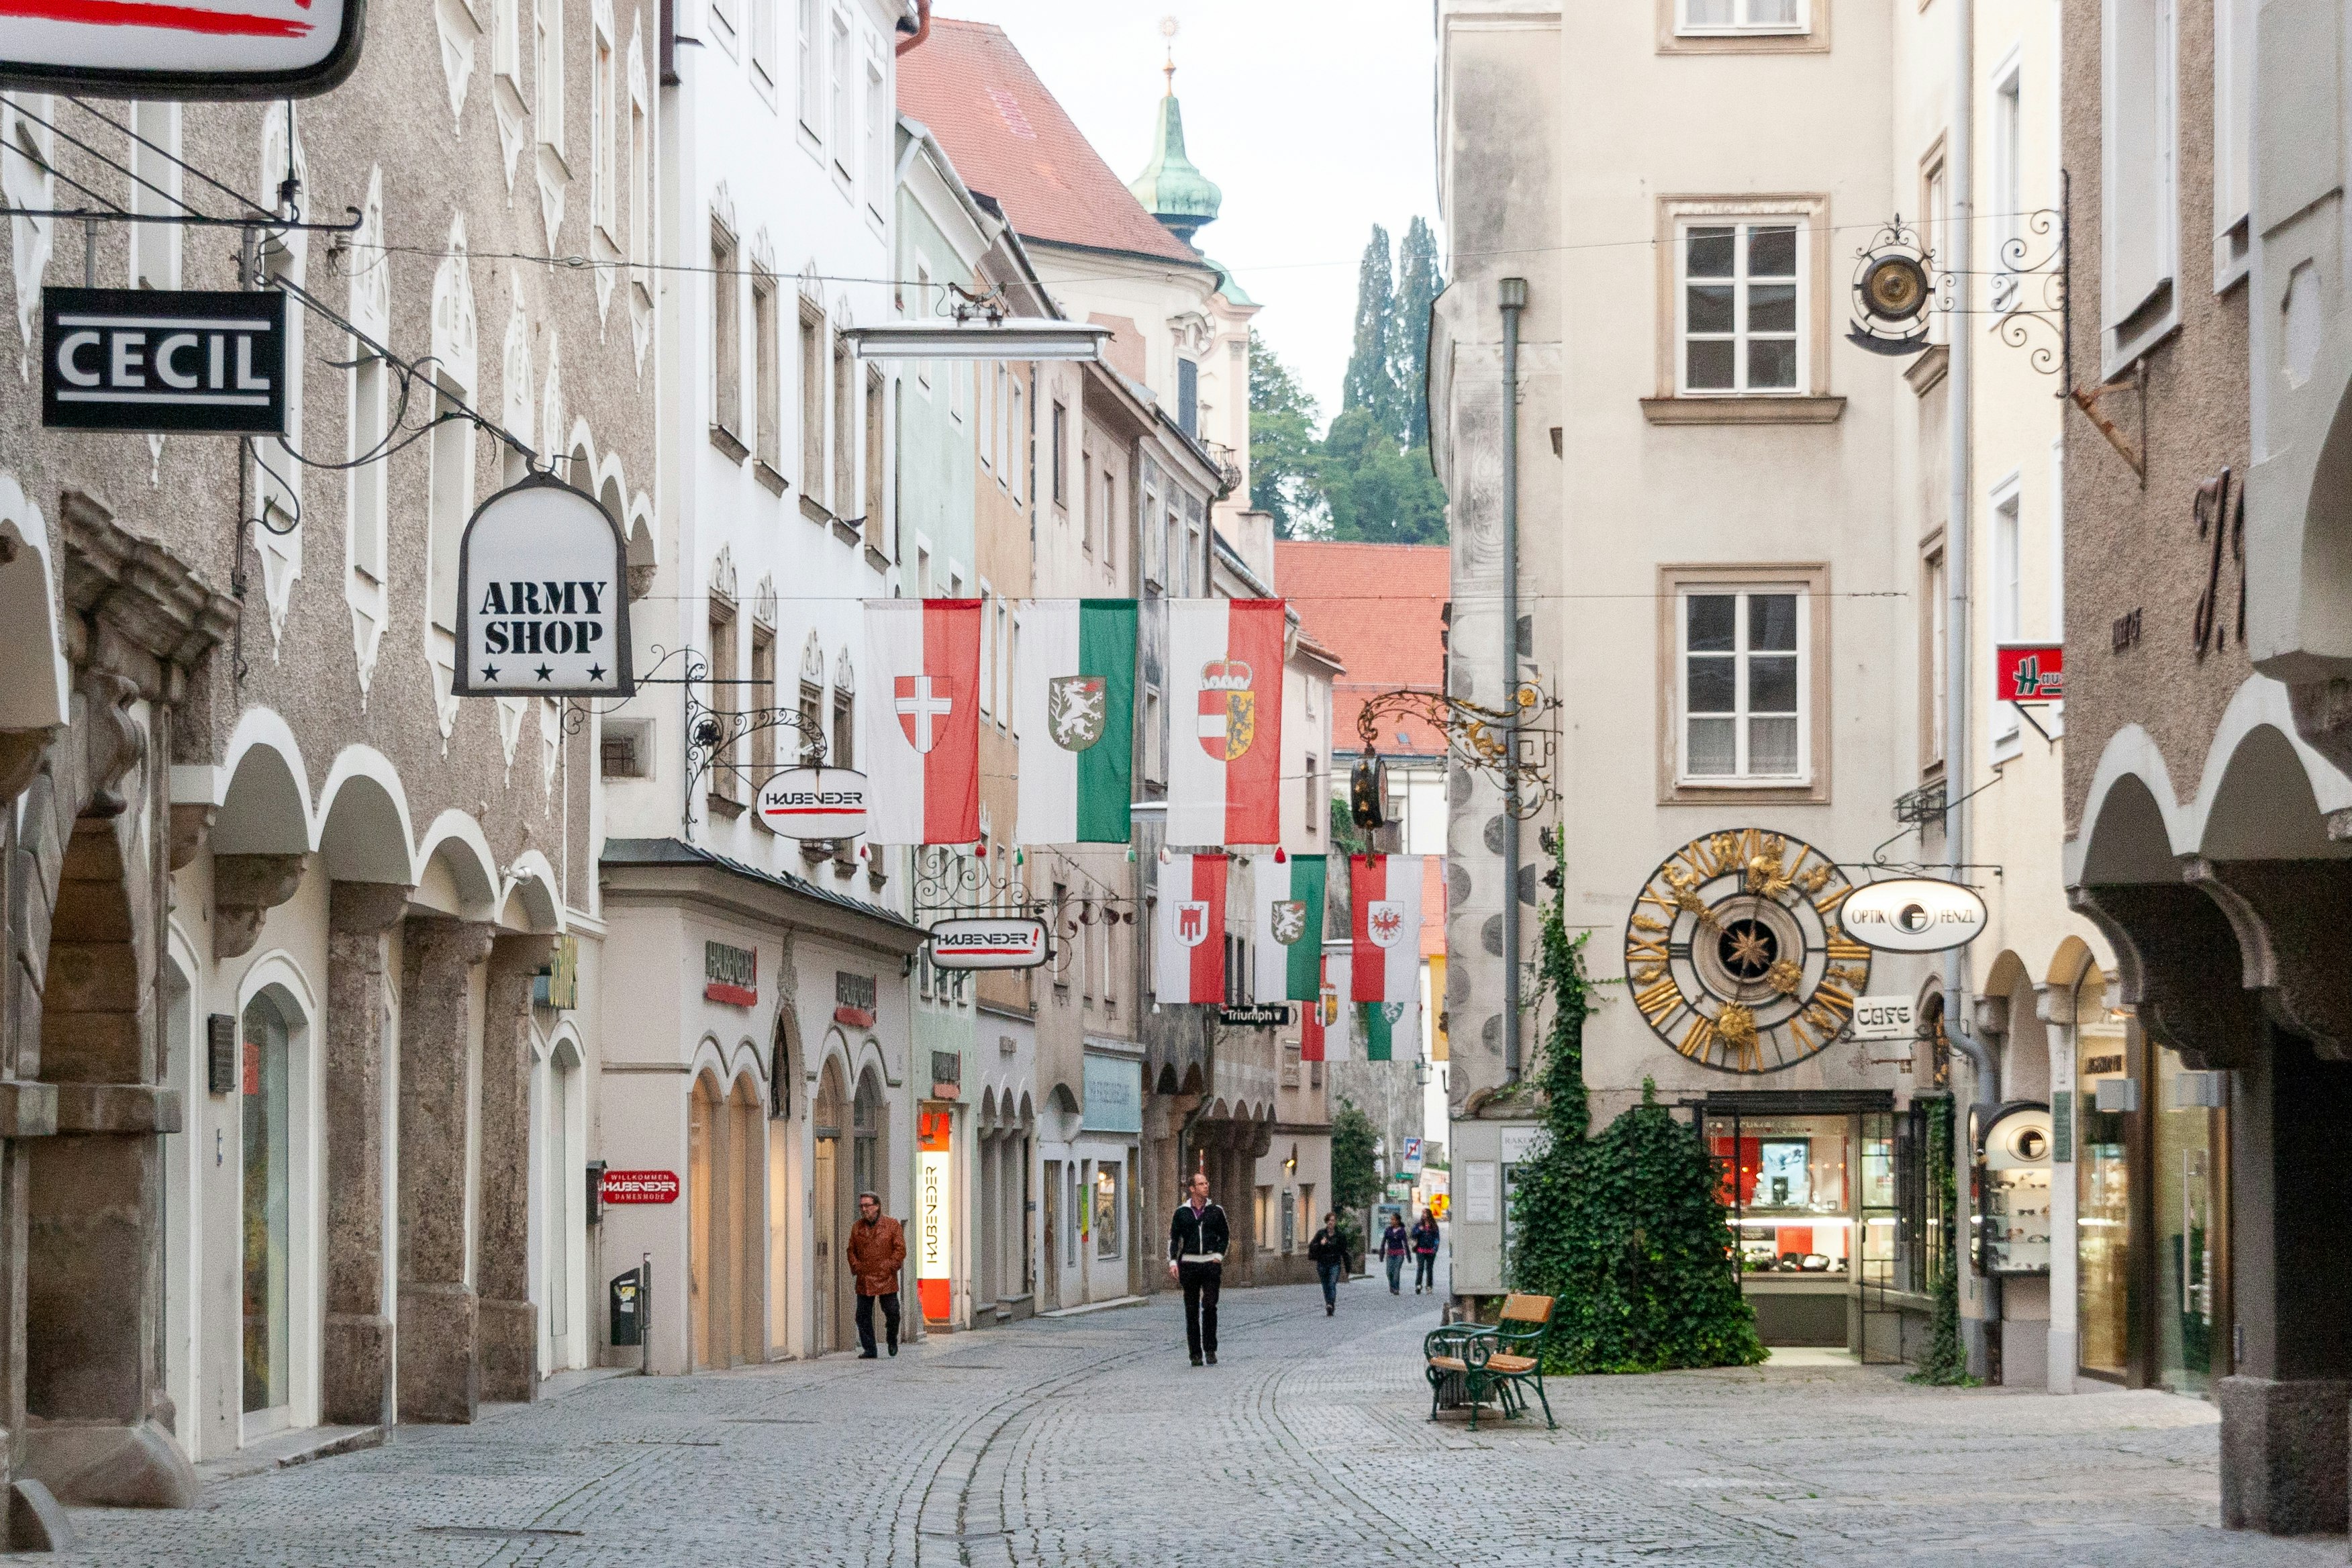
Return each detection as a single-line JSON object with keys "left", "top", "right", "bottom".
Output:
{"left": 1341, "top": 224, "right": 1402, "bottom": 439}
{"left": 1393, "top": 217, "right": 1444, "bottom": 448}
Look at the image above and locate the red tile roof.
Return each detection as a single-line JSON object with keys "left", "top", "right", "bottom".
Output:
{"left": 1275, "top": 541, "right": 1449, "bottom": 757}
{"left": 900, "top": 19, "right": 1206, "bottom": 268}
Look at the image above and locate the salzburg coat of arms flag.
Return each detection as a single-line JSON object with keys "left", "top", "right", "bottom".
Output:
{"left": 1350, "top": 854, "right": 1425, "bottom": 1003}
{"left": 1153, "top": 853, "right": 1228, "bottom": 1005}
{"left": 1302, "top": 952, "right": 1351, "bottom": 1062}
{"left": 861, "top": 598, "right": 981, "bottom": 844}
{"left": 1167, "top": 597, "right": 1285, "bottom": 846}
{"left": 1251, "top": 852, "right": 1326, "bottom": 1002}
{"left": 1016, "top": 598, "right": 1136, "bottom": 843}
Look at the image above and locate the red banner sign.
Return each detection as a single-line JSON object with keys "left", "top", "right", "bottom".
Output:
{"left": 599, "top": 1169, "right": 680, "bottom": 1205}
{"left": 1995, "top": 642, "right": 2064, "bottom": 705}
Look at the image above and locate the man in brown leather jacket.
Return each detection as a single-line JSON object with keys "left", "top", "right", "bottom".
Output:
{"left": 845, "top": 1191, "right": 907, "bottom": 1358}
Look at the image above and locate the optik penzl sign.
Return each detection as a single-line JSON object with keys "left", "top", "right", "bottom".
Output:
{"left": 42, "top": 288, "right": 287, "bottom": 434}
{"left": 454, "top": 473, "right": 635, "bottom": 698}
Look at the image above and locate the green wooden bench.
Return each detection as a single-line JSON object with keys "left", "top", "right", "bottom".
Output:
{"left": 1422, "top": 1293, "right": 1557, "bottom": 1432}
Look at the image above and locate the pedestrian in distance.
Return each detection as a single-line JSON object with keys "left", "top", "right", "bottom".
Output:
{"left": 1167, "top": 1170, "right": 1228, "bottom": 1366}
{"left": 1305, "top": 1212, "right": 1351, "bottom": 1316}
{"left": 1411, "top": 1208, "right": 1441, "bottom": 1295}
{"left": 846, "top": 1191, "right": 905, "bottom": 1359}
{"left": 1381, "top": 1214, "right": 1411, "bottom": 1295}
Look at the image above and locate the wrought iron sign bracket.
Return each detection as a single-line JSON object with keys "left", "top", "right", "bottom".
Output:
{"left": 1354, "top": 679, "right": 1561, "bottom": 821}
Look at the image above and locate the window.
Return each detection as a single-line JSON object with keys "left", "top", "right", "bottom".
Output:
{"left": 865, "top": 365, "right": 885, "bottom": 526}
{"left": 1677, "top": 0, "right": 1805, "bottom": 31}
{"left": 628, "top": 47, "right": 650, "bottom": 285}
{"left": 912, "top": 262, "right": 932, "bottom": 390}
{"left": 1104, "top": 471, "right": 1117, "bottom": 569}
{"left": 999, "top": 603, "right": 1015, "bottom": 729}
{"left": 2102, "top": 0, "right": 2179, "bottom": 367}
{"left": 1008, "top": 379, "right": 1024, "bottom": 503}
{"left": 1094, "top": 1163, "right": 1121, "bottom": 1259}
{"left": 348, "top": 351, "right": 389, "bottom": 581}
{"left": 865, "top": 48, "right": 887, "bottom": 219}
{"left": 1051, "top": 402, "right": 1067, "bottom": 506}
{"left": 1143, "top": 685, "right": 1163, "bottom": 785}
{"left": 1081, "top": 452, "right": 1094, "bottom": 552}
{"left": 710, "top": 227, "right": 741, "bottom": 441}
{"left": 752, "top": 272, "right": 780, "bottom": 472}
{"left": 128, "top": 101, "right": 181, "bottom": 290}
{"left": 979, "top": 586, "right": 995, "bottom": 720}
{"left": 493, "top": 0, "right": 522, "bottom": 92}
{"left": 750, "top": 628, "right": 777, "bottom": 772}
{"left": 1920, "top": 149, "right": 1950, "bottom": 346}
{"left": 1993, "top": 487, "right": 2022, "bottom": 747}
{"left": 1990, "top": 61, "right": 2022, "bottom": 314}
{"left": 707, "top": 599, "right": 738, "bottom": 802}
{"left": 1677, "top": 587, "right": 1806, "bottom": 783}
{"left": 800, "top": 301, "right": 826, "bottom": 499}
{"left": 829, "top": 11, "right": 852, "bottom": 181}
{"left": 1177, "top": 358, "right": 1198, "bottom": 436}
{"left": 1922, "top": 546, "right": 1948, "bottom": 773}
{"left": 797, "top": 0, "right": 822, "bottom": 135}
{"left": 1303, "top": 755, "right": 1319, "bottom": 842}
{"left": 750, "top": 0, "right": 777, "bottom": 88}
{"left": 797, "top": 669, "right": 824, "bottom": 765}
{"left": 534, "top": 0, "right": 565, "bottom": 152}
{"left": 832, "top": 677, "right": 854, "bottom": 770}
{"left": 1680, "top": 221, "right": 1800, "bottom": 393}
{"left": 428, "top": 379, "right": 473, "bottom": 630}
{"left": 833, "top": 332, "right": 854, "bottom": 512}
{"left": 592, "top": 19, "right": 616, "bottom": 242}
{"left": 708, "top": 0, "right": 735, "bottom": 53}
{"left": 2212, "top": 0, "right": 2253, "bottom": 285}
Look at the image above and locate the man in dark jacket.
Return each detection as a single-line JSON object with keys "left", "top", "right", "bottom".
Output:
{"left": 1305, "top": 1213, "right": 1350, "bottom": 1315}
{"left": 845, "top": 1191, "right": 906, "bottom": 1359}
{"left": 1166, "top": 1171, "right": 1228, "bottom": 1366}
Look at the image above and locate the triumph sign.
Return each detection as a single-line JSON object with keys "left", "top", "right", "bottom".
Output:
{"left": 454, "top": 474, "right": 633, "bottom": 698}
{"left": 928, "top": 917, "right": 1048, "bottom": 971}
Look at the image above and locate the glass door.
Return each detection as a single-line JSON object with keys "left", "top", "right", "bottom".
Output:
{"left": 1859, "top": 1111, "right": 1902, "bottom": 1362}
{"left": 240, "top": 995, "right": 291, "bottom": 1432}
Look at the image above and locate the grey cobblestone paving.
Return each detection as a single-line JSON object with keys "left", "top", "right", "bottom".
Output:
{"left": 66, "top": 1272, "right": 2343, "bottom": 1566}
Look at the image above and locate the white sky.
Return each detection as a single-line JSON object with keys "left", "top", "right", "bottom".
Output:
{"left": 934, "top": 1, "right": 1441, "bottom": 428}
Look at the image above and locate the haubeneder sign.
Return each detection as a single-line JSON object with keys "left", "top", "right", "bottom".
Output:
{"left": 454, "top": 474, "right": 634, "bottom": 699}
{"left": 929, "top": 918, "right": 1048, "bottom": 971}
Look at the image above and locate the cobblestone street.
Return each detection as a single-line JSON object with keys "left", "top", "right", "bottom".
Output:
{"left": 66, "top": 1272, "right": 2341, "bottom": 1567}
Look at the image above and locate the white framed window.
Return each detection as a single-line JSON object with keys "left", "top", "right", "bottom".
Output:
{"left": 128, "top": 101, "right": 181, "bottom": 290}
{"left": 1677, "top": 0, "right": 1806, "bottom": 34}
{"left": 2212, "top": 0, "right": 2253, "bottom": 287}
{"left": 865, "top": 45, "right": 887, "bottom": 221}
{"left": 1990, "top": 56, "right": 2022, "bottom": 314}
{"left": 534, "top": 0, "right": 565, "bottom": 153}
{"left": 750, "top": 0, "right": 778, "bottom": 89}
{"left": 1677, "top": 588, "right": 1807, "bottom": 783}
{"left": 591, "top": 11, "right": 617, "bottom": 244}
{"left": 708, "top": 0, "right": 736, "bottom": 55}
{"left": 627, "top": 28, "right": 650, "bottom": 283}
{"left": 1678, "top": 219, "right": 1802, "bottom": 395}
{"left": 1921, "top": 543, "right": 1947, "bottom": 773}
{"left": 797, "top": 0, "right": 822, "bottom": 136}
{"left": 829, "top": 11, "right": 852, "bottom": 182}
{"left": 2101, "top": 0, "right": 2179, "bottom": 369}
{"left": 1992, "top": 482, "right": 2022, "bottom": 748}
{"left": 493, "top": 0, "right": 522, "bottom": 91}
{"left": 1920, "top": 148, "right": 1950, "bottom": 346}
{"left": 977, "top": 583, "right": 995, "bottom": 720}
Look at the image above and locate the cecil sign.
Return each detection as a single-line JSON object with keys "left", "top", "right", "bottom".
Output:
{"left": 454, "top": 475, "right": 633, "bottom": 698}
{"left": 42, "top": 288, "right": 286, "bottom": 434}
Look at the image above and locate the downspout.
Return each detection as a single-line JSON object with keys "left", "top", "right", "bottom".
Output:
{"left": 1499, "top": 277, "right": 1526, "bottom": 1083}
{"left": 1943, "top": 0, "right": 2001, "bottom": 1375}
{"left": 894, "top": 0, "right": 930, "bottom": 56}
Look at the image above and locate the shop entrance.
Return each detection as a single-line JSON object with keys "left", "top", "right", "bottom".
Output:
{"left": 241, "top": 989, "right": 295, "bottom": 1434}
{"left": 813, "top": 1062, "right": 848, "bottom": 1355}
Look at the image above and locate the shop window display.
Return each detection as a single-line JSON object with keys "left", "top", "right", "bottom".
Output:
{"left": 2074, "top": 967, "right": 2133, "bottom": 1379}
{"left": 2153, "top": 1044, "right": 2217, "bottom": 1396}
{"left": 1708, "top": 1113, "right": 1852, "bottom": 1274}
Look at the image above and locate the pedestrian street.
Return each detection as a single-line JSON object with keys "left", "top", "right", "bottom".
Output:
{"left": 69, "top": 1269, "right": 2335, "bottom": 1567}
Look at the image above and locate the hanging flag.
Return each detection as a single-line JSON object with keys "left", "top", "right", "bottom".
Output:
{"left": 1351, "top": 854, "right": 1426, "bottom": 1003}
{"left": 1304, "top": 952, "right": 1352, "bottom": 1062}
{"left": 1363, "top": 998, "right": 1416, "bottom": 1063}
{"left": 1153, "top": 852, "right": 1228, "bottom": 1004}
{"left": 1016, "top": 598, "right": 1136, "bottom": 843}
{"left": 1167, "top": 597, "right": 1285, "bottom": 846}
{"left": 861, "top": 598, "right": 981, "bottom": 844}
{"left": 1251, "top": 853, "right": 1326, "bottom": 1001}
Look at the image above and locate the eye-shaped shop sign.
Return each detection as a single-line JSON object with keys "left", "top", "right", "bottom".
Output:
{"left": 1839, "top": 877, "right": 1988, "bottom": 954}
{"left": 1, "top": 0, "right": 366, "bottom": 99}
{"left": 42, "top": 288, "right": 287, "bottom": 434}
{"left": 454, "top": 473, "right": 634, "bottom": 699}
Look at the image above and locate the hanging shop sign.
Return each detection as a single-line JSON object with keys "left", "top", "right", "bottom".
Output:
{"left": 916, "top": 1110, "right": 953, "bottom": 1322}
{"left": 928, "top": 917, "right": 1049, "bottom": 971}
{"left": 834, "top": 970, "right": 877, "bottom": 1028}
{"left": 755, "top": 767, "right": 868, "bottom": 839}
{"left": 598, "top": 1169, "right": 680, "bottom": 1205}
{"left": 1216, "top": 1002, "right": 1293, "bottom": 1028}
{"left": 1995, "top": 642, "right": 2065, "bottom": 705}
{"left": 1841, "top": 878, "right": 1988, "bottom": 954}
{"left": 453, "top": 473, "right": 634, "bottom": 699}
{"left": 0, "top": 0, "right": 365, "bottom": 99}
{"left": 703, "top": 940, "right": 757, "bottom": 1006}
{"left": 1848, "top": 993, "right": 1920, "bottom": 1042}
{"left": 41, "top": 287, "right": 287, "bottom": 434}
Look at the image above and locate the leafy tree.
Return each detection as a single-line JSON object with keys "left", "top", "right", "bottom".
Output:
{"left": 1393, "top": 216, "right": 1444, "bottom": 447}
{"left": 1342, "top": 225, "right": 1404, "bottom": 440}
{"left": 1248, "top": 329, "right": 1325, "bottom": 540}
{"left": 1320, "top": 407, "right": 1448, "bottom": 545}
{"left": 1330, "top": 1099, "right": 1382, "bottom": 1256}
{"left": 1507, "top": 839, "right": 1767, "bottom": 1373}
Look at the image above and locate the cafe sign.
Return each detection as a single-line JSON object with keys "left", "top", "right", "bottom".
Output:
{"left": 454, "top": 474, "right": 634, "bottom": 699}
{"left": 1840, "top": 878, "right": 1988, "bottom": 954}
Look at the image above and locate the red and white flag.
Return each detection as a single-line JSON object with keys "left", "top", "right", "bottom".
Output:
{"left": 1167, "top": 597, "right": 1285, "bottom": 846}
{"left": 1350, "top": 854, "right": 1425, "bottom": 1003}
{"left": 1153, "top": 852, "right": 1228, "bottom": 1005}
{"left": 1302, "top": 952, "right": 1351, "bottom": 1062}
{"left": 862, "top": 599, "right": 981, "bottom": 844}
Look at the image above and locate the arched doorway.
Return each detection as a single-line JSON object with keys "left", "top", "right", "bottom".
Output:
{"left": 812, "top": 1061, "right": 848, "bottom": 1354}
{"left": 542, "top": 1038, "right": 583, "bottom": 1372}
{"left": 239, "top": 985, "right": 301, "bottom": 1434}
{"left": 687, "top": 1071, "right": 726, "bottom": 1369}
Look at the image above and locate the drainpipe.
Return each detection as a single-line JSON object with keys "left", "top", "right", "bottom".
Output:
{"left": 1943, "top": 0, "right": 2000, "bottom": 1376}
{"left": 1498, "top": 277, "right": 1526, "bottom": 1083}
{"left": 894, "top": 0, "right": 931, "bottom": 56}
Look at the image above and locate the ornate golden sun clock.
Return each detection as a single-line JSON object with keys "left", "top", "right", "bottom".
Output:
{"left": 1624, "top": 829, "right": 1873, "bottom": 1073}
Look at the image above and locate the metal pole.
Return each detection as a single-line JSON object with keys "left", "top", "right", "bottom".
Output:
{"left": 641, "top": 1251, "right": 653, "bottom": 1376}
{"left": 1498, "top": 277, "right": 1526, "bottom": 1083}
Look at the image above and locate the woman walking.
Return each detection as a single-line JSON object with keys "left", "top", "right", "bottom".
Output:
{"left": 1380, "top": 1214, "right": 1411, "bottom": 1295}
{"left": 1410, "top": 1209, "right": 1441, "bottom": 1294}
{"left": 1306, "top": 1212, "right": 1350, "bottom": 1316}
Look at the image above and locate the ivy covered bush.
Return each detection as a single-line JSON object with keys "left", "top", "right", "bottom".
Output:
{"left": 1507, "top": 846, "right": 1767, "bottom": 1374}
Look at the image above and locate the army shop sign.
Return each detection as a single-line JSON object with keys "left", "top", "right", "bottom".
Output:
{"left": 454, "top": 475, "right": 634, "bottom": 699}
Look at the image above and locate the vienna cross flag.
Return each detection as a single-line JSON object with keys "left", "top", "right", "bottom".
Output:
{"left": 1016, "top": 599, "right": 1136, "bottom": 844}
{"left": 1153, "top": 853, "right": 1228, "bottom": 1006}
{"left": 862, "top": 599, "right": 981, "bottom": 844}
{"left": 1167, "top": 597, "right": 1285, "bottom": 846}
{"left": 1350, "top": 854, "right": 1425, "bottom": 1003}
{"left": 1251, "top": 853, "right": 1326, "bottom": 1002}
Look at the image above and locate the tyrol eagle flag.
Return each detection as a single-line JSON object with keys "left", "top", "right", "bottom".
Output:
{"left": 1017, "top": 598, "right": 1137, "bottom": 844}
{"left": 1251, "top": 853, "right": 1326, "bottom": 1001}
{"left": 1167, "top": 598, "right": 1286, "bottom": 847}
{"left": 1153, "top": 852, "right": 1228, "bottom": 1006}
{"left": 863, "top": 598, "right": 981, "bottom": 845}
{"left": 1350, "top": 854, "right": 1426, "bottom": 1003}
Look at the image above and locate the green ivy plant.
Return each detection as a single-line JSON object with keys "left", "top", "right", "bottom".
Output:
{"left": 1506, "top": 841, "right": 1767, "bottom": 1374}
{"left": 1908, "top": 1096, "right": 1976, "bottom": 1385}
